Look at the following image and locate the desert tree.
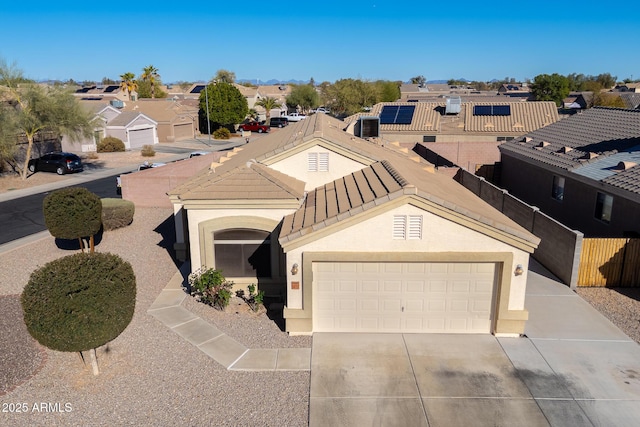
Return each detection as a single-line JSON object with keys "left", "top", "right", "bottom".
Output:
{"left": 199, "top": 82, "right": 248, "bottom": 131}
{"left": 140, "top": 65, "right": 160, "bottom": 98}
{"left": 254, "top": 96, "right": 282, "bottom": 121}
{"left": 119, "top": 72, "right": 138, "bottom": 100}
{"left": 0, "top": 59, "right": 94, "bottom": 180}
{"left": 212, "top": 69, "right": 236, "bottom": 84}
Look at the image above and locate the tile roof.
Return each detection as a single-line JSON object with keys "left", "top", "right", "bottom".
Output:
{"left": 122, "top": 99, "right": 197, "bottom": 122}
{"left": 171, "top": 113, "right": 539, "bottom": 249}
{"left": 279, "top": 159, "right": 539, "bottom": 248}
{"left": 176, "top": 161, "right": 306, "bottom": 201}
{"left": 499, "top": 107, "right": 640, "bottom": 171}
{"left": 107, "top": 111, "right": 150, "bottom": 127}
{"left": 169, "top": 113, "right": 433, "bottom": 199}
{"left": 618, "top": 92, "right": 640, "bottom": 109}
{"left": 345, "top": 101, "right": 558, "bottom": 134}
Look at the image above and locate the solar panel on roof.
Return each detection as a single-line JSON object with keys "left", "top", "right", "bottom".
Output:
{"left": 379, "top": 105, "right": 415, "bottom": 124}
{"left": 190, "top": 85, "right": 206, "bottom": 94}
{"left": 473, "top": 105, "right": 492, "bottom": 115}
{"left": 103, "top": 85, "right": 119, "bottom": 93}
{"left": 395, "top": 105, "right": 415, "bottom": 124}
{"left": 473, "top": 105, "right": 511, "bottom": 116}
{"left": 492, "top": 105, "right": 511, "bottom": 115}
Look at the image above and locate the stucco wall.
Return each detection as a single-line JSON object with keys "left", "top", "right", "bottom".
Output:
{"left": 284, "top": 203, "right": 530, "bottom": 312}
{"left": 268, "top": 144, "right": 368, "bottom": 191}
{"left": 457, "top": 168, "right": 583, "bottom": 288}
{"left": 122, "top": 154, "right": 216, "bottom": 208}
{"left": 187, "top": 208, "right": 295, "bottom": 271}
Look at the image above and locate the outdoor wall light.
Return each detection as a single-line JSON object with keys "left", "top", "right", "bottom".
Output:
{"left": 514, "top": 264, "right": 524, "bottom": 276}
{"left": 291, "top": 263, "right": 299, "bottom": 275}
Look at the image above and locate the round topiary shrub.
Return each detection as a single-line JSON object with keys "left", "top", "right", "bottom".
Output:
{"left": 101, "top": 198, "right": 135, "bottom": 230}
{"left": 21, "top": 252, "right": 136, "bottom": 352}
{"left": 43, "top": 187, "right": 102, "bottom": 252}
{"left": 97, "top": 136, "right": 126, "bottom": 153}
{"left": 213, "top": 127, "right": 231, "bottom": 140}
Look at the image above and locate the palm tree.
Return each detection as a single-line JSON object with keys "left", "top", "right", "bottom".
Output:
{"left": 119, "top": 72, "right": 137, "bottom": 100}
{"left": 254, "top": 96, "right": 282, "bottom": 122}
{"left": 141, "top": 65, "right": 160, "bottom": 98}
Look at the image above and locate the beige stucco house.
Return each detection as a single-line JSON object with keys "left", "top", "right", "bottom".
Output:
{"left": 169, "top": 114, "right": 540, "bottom": 336}
{"left": 62, "top": 101, "right": 158, "bottom": 152}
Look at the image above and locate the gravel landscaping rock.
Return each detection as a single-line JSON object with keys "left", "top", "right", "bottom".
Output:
{"left": 576, "top": 287, "right": 640, "bottom": 344}
{"left": 0, "top": 208, "right": 310, "bottom": 426}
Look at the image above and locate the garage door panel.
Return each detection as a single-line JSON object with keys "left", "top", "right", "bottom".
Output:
{"left": 313, "top": 262, "right": 495, "bottom": 333}
{"left": 360, "top": 299, "right": 379, "bottom": 312}
{"left": 383, "top": 280, "right": 401, "bottom": 292}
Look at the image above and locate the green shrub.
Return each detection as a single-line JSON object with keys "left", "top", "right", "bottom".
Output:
{"left": 213, "top": 127, "right": 231, "bottom": 140}
{"left": 140, "top": 144, "right": 156, "bottom": 157}
{"left": 21, "top": 252, "right": 136, "bottom": 352}
{"left": 187, "top": 267, "right": 233, "bottom": 310}
{"left": 97, "top": 136, "right": 125, "bottom": 153}
{"left": 43, "top": 187, "right": 102, "bottom": 249}
{"left": 236, "top": 284, "right": 265, "bottom": 312}
{"left": 101, "top": 198, "right": 135, "bottom": 230}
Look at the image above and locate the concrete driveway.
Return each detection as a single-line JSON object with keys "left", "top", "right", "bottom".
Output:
{"left": 309, "top": 262, "right": 640, "bottom": 426}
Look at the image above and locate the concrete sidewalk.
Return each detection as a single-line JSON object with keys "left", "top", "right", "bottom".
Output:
{"left": 147, "top": 263, "right": 311, "bottom": 372}
{"left": 309, "top": 261, "right": 640, "bottom": 426}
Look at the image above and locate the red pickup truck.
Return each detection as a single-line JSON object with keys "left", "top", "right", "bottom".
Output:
{"left": 238, "top": 121, "right": 270, "bottom": 133}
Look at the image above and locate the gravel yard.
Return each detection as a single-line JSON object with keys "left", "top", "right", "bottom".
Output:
{"left": 576, "top": 287, "right": 640, "bottom": 344}
{"left": 0, "top": 208, "right": 310, "bottom": 426}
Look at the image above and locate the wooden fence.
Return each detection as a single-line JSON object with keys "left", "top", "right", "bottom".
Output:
{"left": 578, "top": 238, "right": 640, "bottom": 287}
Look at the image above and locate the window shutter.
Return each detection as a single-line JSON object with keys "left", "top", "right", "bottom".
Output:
{"left": 318, "top": 152, "right": 329, "bottom": 171}
{"left": 393, "top": 215, "right": 406, "bottom": 239}
{"left": 408, "top": 215, "right": 422, "bottom": 239}
{"left": 308, "top": 153, "right": 318, "bottom": 171}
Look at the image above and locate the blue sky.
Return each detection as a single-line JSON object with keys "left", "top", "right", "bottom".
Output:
{"left": 1, "top": 1, "right": 639, "bottom": 84}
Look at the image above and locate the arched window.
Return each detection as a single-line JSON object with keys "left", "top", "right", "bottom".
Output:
{"left": 213, "top": 229, "right": 271, "bottom": 277}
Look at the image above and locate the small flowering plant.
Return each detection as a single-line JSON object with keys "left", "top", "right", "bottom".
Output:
{"left": 187, "top": 267, "right": 234, "bottom": 310}
{"left": 236, "top": 284, "right": 265, "bottom": 312}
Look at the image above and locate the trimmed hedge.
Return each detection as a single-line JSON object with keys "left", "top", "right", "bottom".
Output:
{"left": 213, "top": 127, "right": 231, "bottom": 140}
{"left": 43, "top": 187, "right": 102, "bottom": 240}
{"left": 21, "top": 252, "right": 136, "bottom": 352}
{"left": 101, "top": 198, "right": 135, "bottom": 230}
{"left": 97, "top": 136, "right": 125, "bottom": 153}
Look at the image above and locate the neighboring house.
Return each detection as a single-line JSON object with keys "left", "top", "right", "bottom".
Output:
{"left": 563, "top": 92, "right": 592, "bottom": 109}
{"left": 343, "top": 100, "right": 559, "bottom": 173}
{"left": 399, "top": 83, "right": 489, "bottom": 102}
{"left": 123, "top": 99, "right": 198, "bottom": 142}
{"left": 499, "top": 107, "right": 640, "bottom": 238}
{"left": 614, "top": 82, "right": 640, "bottom": 93}
{"left": 168, "top": 114, "right": 540, "bottom": 336}
{"left": 62, "top": 101, "right": 158, "bottom": 152}
{"left": 74, "top": 84, "right": 134, "bottom": 102}
{"left": 497, "top": 84, "right": 531, "bottom": 99}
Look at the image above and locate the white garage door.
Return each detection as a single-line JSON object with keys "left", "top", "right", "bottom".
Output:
{"left": 129, "top": 128, "right": 154, "bottom": 149}
{"left": 313, "top": 262, "right": 496, "bottom": 333}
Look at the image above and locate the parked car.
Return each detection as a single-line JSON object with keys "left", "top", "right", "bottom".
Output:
{"left": 238, "top": 121, "right": 270, "bottom": 133}
{"left": 189, "top": 151, "right": 210, "bottom": 158}
{"left": 28, "top": 152, "right": 83, "bottom": 175}
{"left": 269, "top": 117, "right": 289, "bottom": 128}
{"left": 285, "top": 112, "right": 306, "bottom": 122}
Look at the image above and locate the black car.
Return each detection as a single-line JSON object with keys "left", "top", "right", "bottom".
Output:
{"left": 28, "top": 152, "right": 83, "bottom": 175}
{"left": 269, "top": 117, "right": 289, "bottom": 128}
